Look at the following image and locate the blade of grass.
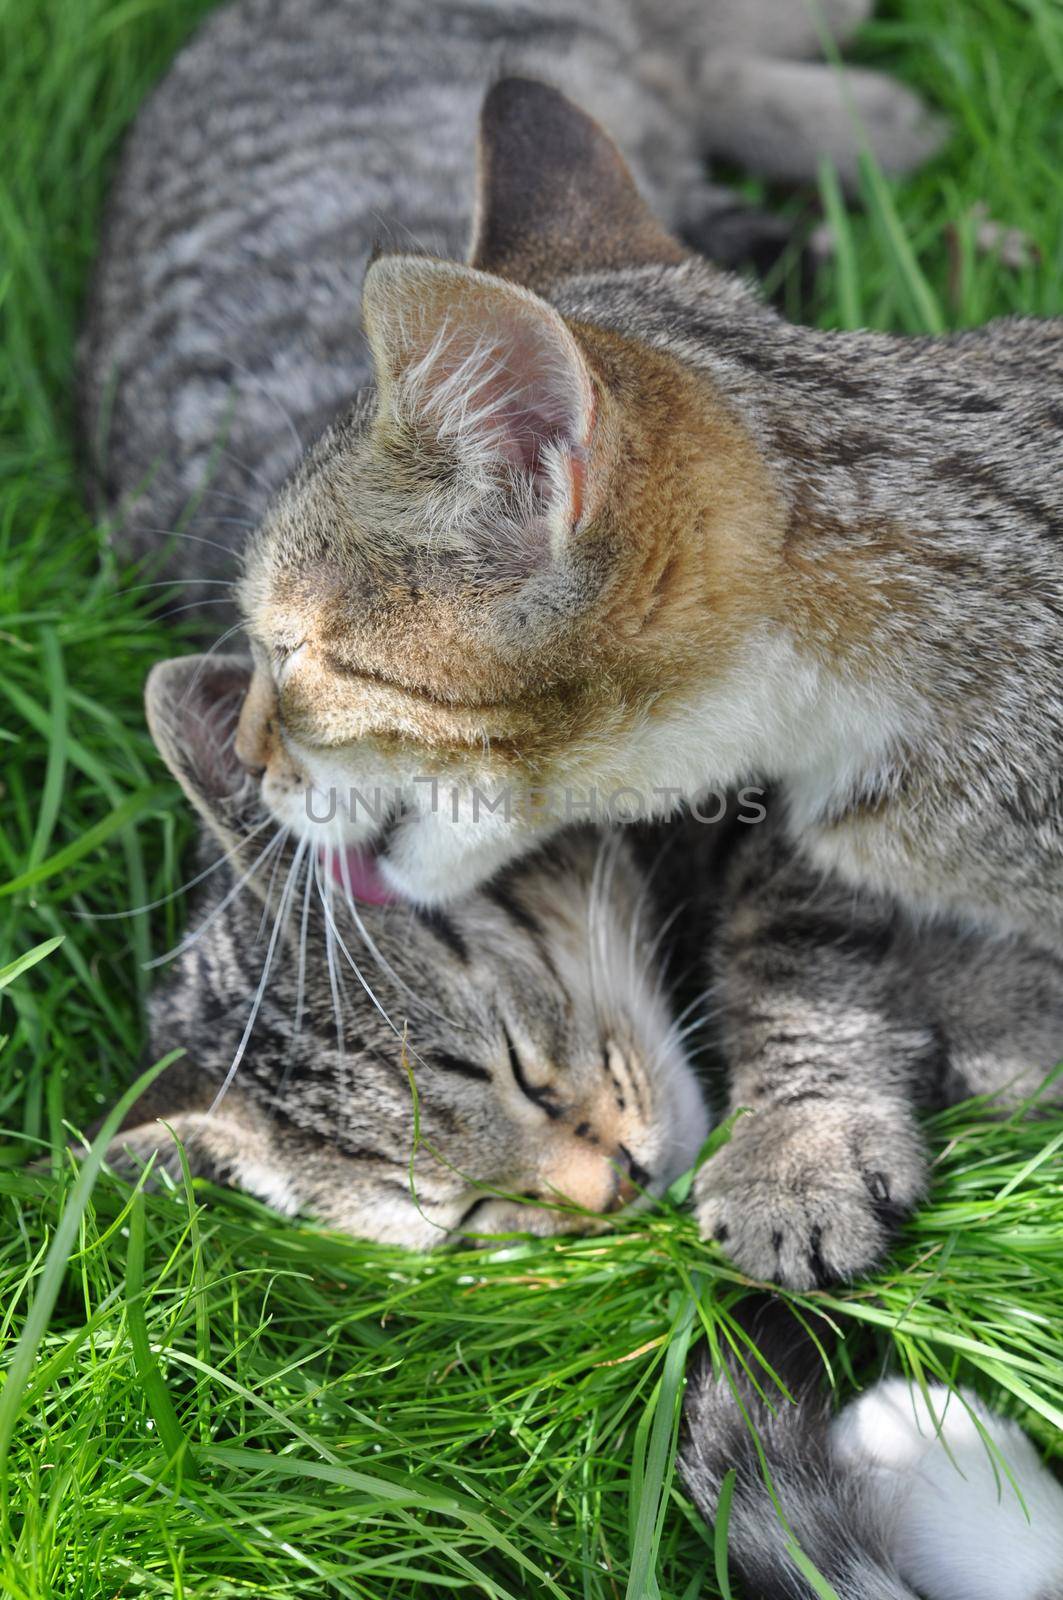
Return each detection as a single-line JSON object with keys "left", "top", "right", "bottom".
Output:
{"left": 0, "top": 1050, "right": 180, "bottom": 1479}
{"left": 0, "top": 784, "right": 170, "bottom": 899}
{"left": 124, "top": 1186, "right": 200, "bottom": 1478}
{"left": 0, "top": 935, "right": 63, "bottom": 990}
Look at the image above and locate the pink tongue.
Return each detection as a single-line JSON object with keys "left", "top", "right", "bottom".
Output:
{"left": 329, "top": 845, "right": 398, "bottom": 906}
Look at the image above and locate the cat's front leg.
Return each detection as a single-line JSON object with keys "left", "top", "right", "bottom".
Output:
{"left": 696, "top": 821, "right": 936, "bottom": 1289}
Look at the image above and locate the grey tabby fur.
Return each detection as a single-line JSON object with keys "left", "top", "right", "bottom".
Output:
{"left": 80, "top": 0, "right": 941, "bottom": 614}
{"left": 698, "top": 812, "right": 1063, "bottom": 1288}
{"left": 84, "top": 14, "right": 1061, "bottom": 1593}
{"left": 113, "top": 712, "right": 1063, "bottom": 1595}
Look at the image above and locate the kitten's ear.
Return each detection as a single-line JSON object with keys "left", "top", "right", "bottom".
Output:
{"left": 363, "top": 255, "right": 597, "bottom": 530}
{"left": 145, "top": 654, "right": 257, "bottom": 850}
{"left": 469, "top": 76, "right": 686, "bottom": 286}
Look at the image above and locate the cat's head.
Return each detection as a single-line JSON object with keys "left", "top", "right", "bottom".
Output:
{"left": 235, "top": 77, "right": 780, "bottom": 904}
{"left": 132, "top": 652, "right": 709, "bottom": 1244}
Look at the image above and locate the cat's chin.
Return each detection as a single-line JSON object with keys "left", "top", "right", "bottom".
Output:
{"left": 377, "top": 809, "right": 555, "bottom": 908}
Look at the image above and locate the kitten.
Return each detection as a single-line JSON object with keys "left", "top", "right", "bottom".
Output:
{"left": 112, "top": 697, "right": 1063, "bottom": 1594}
{"left": 80, "top": 0, "right": 940, "bottom": 615}
{"left": 111, "top": 650, "right": 708, "bottom": 1240}
{"left": 681, "top": 1297, "right": 1063, "bottom": 1600}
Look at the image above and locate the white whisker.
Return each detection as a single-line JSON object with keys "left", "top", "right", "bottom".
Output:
{"left": 207, "top": 835, "right": 308, "bottom": 1114}
{"left": 335, "top": 852, "right": 468, "bottom": 1033}
{"left": 75, "top": 813, "right": 274, "bottom": 921}
{"left": 256, "top": 825, "right": 292, "bottom": 945}
{"left": 314, "top": 852, "right": 426, "bottom": 1062}
{"left": 143, "top": 826, "right": 287, "bottom": 968}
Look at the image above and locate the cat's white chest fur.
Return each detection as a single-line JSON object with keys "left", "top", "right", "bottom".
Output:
{"left": 619, "top": 627, "right": 912, "bottom": 822}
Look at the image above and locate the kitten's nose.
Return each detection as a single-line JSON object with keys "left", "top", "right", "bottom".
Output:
{"left": 538, "top": 1138, "right": 652, "bottom": 1215}
{"left": 608, "top": 1143, "right": 651, "bottom": 1212}
{"left": 235, "top": 667, "right": 279, "bottom": 773}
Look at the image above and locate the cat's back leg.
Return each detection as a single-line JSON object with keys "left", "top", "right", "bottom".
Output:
{"left": 832, "top": 1379, "right": 1063, "bottom": 1600}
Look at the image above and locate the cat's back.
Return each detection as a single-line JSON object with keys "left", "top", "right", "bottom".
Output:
{"left": 80, "top": 0, "right": 678, "bottom": 607}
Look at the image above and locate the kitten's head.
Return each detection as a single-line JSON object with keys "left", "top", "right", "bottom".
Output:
{"left": 235, "top": 78, "right": 780, "bottom": 904}
{"left": 130, "top": 653, "right": 709, "bottom": 1245}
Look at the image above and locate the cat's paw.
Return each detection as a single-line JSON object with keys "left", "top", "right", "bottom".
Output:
{"left": 698, "top": 59, "right": 945, "bottom": 191}
{"left": 695, "top": 1104, "right": 926, "bottom": 1289}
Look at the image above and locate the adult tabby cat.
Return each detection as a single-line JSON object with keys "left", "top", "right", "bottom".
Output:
{"left": 81, "top": 0, "right": 941, "bottom": 615}
{"left": 228, "top": 76, "right": 1063, "bottom": 932}
{"left": 221, "top": 78, "right": 1062, "bottom": 1282}
{"left": 116, "top": 658, "right": 1063, "bottom": 1600}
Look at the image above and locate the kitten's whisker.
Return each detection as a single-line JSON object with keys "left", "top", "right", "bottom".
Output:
{"left": 335, "top": 856, "right": 469, "bottom": 1033}
{"left": 318, "top": 849, "right": 349, "bottom": 1130}
{"left": 587, "top": 831, "right": 623, "bottom": 1035}
{"left": 644, "top": 989, "right": 725, "bottom": 1081}
{"left": 207, "top": 835, "right": 308, "bottom": 1115}
{"left": 256, "top": 825, "right": 292, "bottom": 945}
{"left": 672, "top": 981, "right": 717, "bottom": 1031}
{"left": 75, "top": 813, "right": 273, "bottom": 921}
{"left": 314, "top": 853, "right": 426, "bottom": 1062}
{"left": 639, "top": 898, "right": 686, "bottom": 1021}
{"left": 275, "top": 845, "right": 317, "bottom": 1103}
{"left": 143, "top": 826, "right": 287, "bottom": 968}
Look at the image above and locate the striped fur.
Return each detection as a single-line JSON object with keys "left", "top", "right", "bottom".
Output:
{"left": 696, "top": 812, "right": 1063, "bottom": 1287}
{"left": 220, "top": 81, "right": 1062, "bottom": 1290}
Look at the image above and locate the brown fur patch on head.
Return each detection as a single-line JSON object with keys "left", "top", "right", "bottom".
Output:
{"left": 238, "top": 81, "right": 791, "bottom": 789}
{"left": 568, "top": 323, "right": 788, "bottom": 696}
{"left": 243, "top": 315, "right": 788, "bottom": 783}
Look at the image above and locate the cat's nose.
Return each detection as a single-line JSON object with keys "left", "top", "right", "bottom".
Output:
{"left": 538, "top": 1136, "right": 653, "bottom": 1215}
{"left": 608, "top": 1143, "right": 652, "bottom": 1211}
{"left": 235, "top": 667, "right": 279, "bottom": 773}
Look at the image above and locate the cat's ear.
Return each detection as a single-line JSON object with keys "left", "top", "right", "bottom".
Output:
{"left": 469, "top": 76, "right": 686, "bottom": 286}
{"left": 363, "top": 255, "right": 597, "bottom": 530}
{"left": 145, "top": 653, "right": 257, "bottom": 850}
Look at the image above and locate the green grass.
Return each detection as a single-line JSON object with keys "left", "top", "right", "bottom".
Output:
{"left": 1, "top": 0, "right": 1062, "bottom": 1594}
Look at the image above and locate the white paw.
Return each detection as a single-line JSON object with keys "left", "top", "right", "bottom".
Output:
{"left": 831, "top": 1380, "right": 1063, "bottom": 1600}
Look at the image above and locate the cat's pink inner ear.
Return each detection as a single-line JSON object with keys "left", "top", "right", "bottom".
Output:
{"left": 363, "top": 256, "right": 595, "bottom": 510}
{"left": 145, "top": 655, "right": 253, "bottom": 812}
